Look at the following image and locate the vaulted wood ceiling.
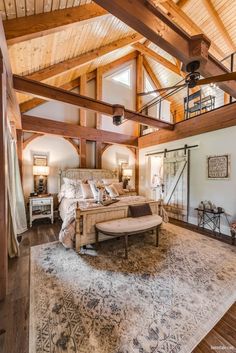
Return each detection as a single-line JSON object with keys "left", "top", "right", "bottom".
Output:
{"left": 1, "top": 0, "right": 236, "bottom": 120}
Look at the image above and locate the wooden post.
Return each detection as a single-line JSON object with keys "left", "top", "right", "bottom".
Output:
{"left": 95, "top": 141, "right": 102, "bottom": 169}
{"left": 79, "top": 74, "right": 87, "bottom": 127}
{"left": 80, "top": 138, "right": 86, "bottom": 168}
{"left": 16, "top": 129, "right": 23, "bottom": 181}
{"left": 96, "top": 68, "right": 103, "bottom": 129}
{"left": 136, "top": 53, "right": 144, "bottom": 136}
{"left": 135, "top": 148, "right": 139, "bottom": 194}
{"left": 0, "top": 50, "right": 8, "bottom": 301}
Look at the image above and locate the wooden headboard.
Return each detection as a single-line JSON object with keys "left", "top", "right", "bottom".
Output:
{"left": 58, "top": 168, "right": 114, "bottom": 189}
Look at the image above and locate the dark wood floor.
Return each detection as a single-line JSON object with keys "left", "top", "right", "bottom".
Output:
{"left": 0, "top": 220, "right": 235, "bottom": 353}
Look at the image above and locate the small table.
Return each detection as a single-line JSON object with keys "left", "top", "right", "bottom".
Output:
{"left": 195, "top": 208, "right": 224, "bottom": 234}
{"left": 29, "top": 196, "right": 54, "bottom": 227}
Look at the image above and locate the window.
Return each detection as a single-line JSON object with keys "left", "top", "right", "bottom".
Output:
{"left": 144, "top": 74, "right": 157, "bottom": 97}
{"left": 108, "top": 66, "right": 131, "bottom": 87}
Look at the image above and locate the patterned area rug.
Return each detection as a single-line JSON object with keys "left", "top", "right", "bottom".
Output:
{"left": 30, "top": 223, "right": 236, "bottom": 353}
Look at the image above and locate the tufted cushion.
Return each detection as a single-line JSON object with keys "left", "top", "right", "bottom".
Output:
{"left": 96, "top": 214, "right": 162, "bottom": 234}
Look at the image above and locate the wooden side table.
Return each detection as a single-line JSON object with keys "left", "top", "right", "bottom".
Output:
{"left": 29, "top": 196, "right": 53, "bottom": 227}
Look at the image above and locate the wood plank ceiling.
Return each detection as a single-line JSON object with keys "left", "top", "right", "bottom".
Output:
{"left": 1, "top": 0, "right": 236, "bottom": 120}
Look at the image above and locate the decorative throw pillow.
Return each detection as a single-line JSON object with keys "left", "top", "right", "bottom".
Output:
{"left": 112, "top": 182, "right": 125, "bottom": 195}
{"left": 81, "top": 183, "right": 94, "bottom": 199}
{"left": 63, "top": 178, "right": 82, "bottom": 199}
{"left": 129, "top": 203, "right": 152, "bottom": 218}
{"left": 105, "top": 185, "right": 119, "bottom": 198}
{"left": 88, "top": 180, "right": 98, "bottom": 199}
{"left": 102, "top": 178, "right": 119, "bottom": 186}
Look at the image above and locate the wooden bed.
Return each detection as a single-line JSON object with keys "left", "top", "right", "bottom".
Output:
{"left": 59, "top": 168, "right": 160, "bottom": 251}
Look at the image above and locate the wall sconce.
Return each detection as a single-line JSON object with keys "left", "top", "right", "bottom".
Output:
{"left": 33, "top": 165, "right": 49, "bottom": 194}
{"left": 122, "top": 168, "right": 133, "bottom": 189}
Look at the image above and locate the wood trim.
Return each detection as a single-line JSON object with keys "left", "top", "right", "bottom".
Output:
{"left": 93, "top": 0, "right": 236, "bottom": 98}
{"left": 79, "top": 75, "right": 87, "bottom": 127}
{"left": 95, "top": 68, "right": 103, "bottom": 129}
{"left": 14, "top": 76, "right": 174, "bottom": 130}
{"left": 19, "top": 72, "right": 96, "bottom": 113}
{"left": 63, "top": 138, "right": 80, "bottom": 155}
{"left": 0, "top": 50, "right": 7, "bottom": 301}
{"left": 136, "top": 53, "right": 144, "bottom": 111}
{"left": 25, "top": 33, "right": 143, "bottom": 82}
{"left": 95, "top": 141, "right": 102, "bottom": 169}
{"left": 80, "top": 139, "right": 87, "bottom": 168}
{"left": 16, "top": 130, "right": 23, "bottom": 180}
{"left": 139, "top": 102, "right": 236, "bottom": 149}
{"left": 23, "top": 133, "right": 44, "bottom": 149}
{"left": 133, "top": 42, "right": 180, "bottom": 75}
{"left": 176, "top": 0, "right": 189, "bottom": 7}
{"left": 21, "top": 115, "right": 138, "bottom": 147}
{"left": 4, "top": 4, "right": 108, "bottom": 45}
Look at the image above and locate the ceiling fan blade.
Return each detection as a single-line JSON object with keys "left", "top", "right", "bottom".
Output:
{"left": 197, "top": 71, "right": 236, "bottom": 86}
{"left": 138, "top": 83, "right": 186, "bottom": 96}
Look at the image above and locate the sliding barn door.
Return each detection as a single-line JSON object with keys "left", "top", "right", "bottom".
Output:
{"left": 162, "top": 150, "right": 189, "bottom": 222}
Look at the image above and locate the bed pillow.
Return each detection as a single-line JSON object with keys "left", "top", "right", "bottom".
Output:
{"left": 112, "top": 182, "right": 125, "bottom": 195}
{"left": 88, "top": 180, "right": 99, "bottom": 199}
{"left": 102, "top": 178, "right": 119, "bottom": 186}
{"left": 63, "top": 178, "right": 82, "bottom": 199}
{"left": 58, "top": 183, "right": 66, "bottom": 203}
{"left": 81, "top": 183, "right": 94, "bottom": 199}
{"left": 129, "top": 203, "right": 152, "bottom": 218}
{"left": 105, "top": 185, "right": 119, "bottom": 198}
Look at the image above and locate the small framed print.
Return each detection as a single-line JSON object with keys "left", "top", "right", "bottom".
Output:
{"left": 207, "top": 154, "right": 230, "bottom": 180}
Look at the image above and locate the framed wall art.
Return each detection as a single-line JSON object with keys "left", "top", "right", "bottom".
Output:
{"left": 207, "top": 154, "right": 230, "bottom": 180}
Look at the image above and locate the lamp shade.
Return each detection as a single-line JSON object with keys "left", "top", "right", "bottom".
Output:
{"left": 123, "top": 168, "right": 133, "bottom": 177}
{"left": 33, "top": 165, "right": 49, "bottom": 176}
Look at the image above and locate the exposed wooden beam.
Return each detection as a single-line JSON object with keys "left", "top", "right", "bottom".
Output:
{"left": 102, "top": 51, "right": 138, "bottom": 73}
{"left": 95, "top": 141, "right": 102, "bottom": 168}
{"left": 139, "top": 102, "right": 236, "bottom": 148}
{"left": 133, "top": 42, "right": 180, "bottom": 75}
{"left": 158, "top": 0, "right": 225, "bottom": 59}
{"left": 19, "top": 71, "right": 96, "bottom": 113}
{"left": 23, "top": 133, "right": 44, "bottom": 149}
{"left": 21, "top": 115, "right": 139, "bottom": 147}
{"left": 63, "top": 138, "right": 80, "bottom": 155}
{"left": 4, "top": 3, "right": 108, "bottom": 45}
{"left": 25, "top": 33, "right": 143, "bottom": 82}
{"left": 93, "top": 0, "right": 236, "bottom": 98}
{"left": 14, "top": 75, "right": 174, "bottom": 130}
{"left": 96, "top": 68, "right": 103, "bottom": 129}
{"left": 136, "top": 53, "right": 144, "bottom": 111}
{"left": 80, "top": 139, "right": 87, "bottom": 168}
{"left": 79, "top": 74, "right": 87, "bottom": 127}
{"left": 176, "top": 0, "right": 189, "bottom": 7}
{"left": 201, "top": 0, "right": 235, "bottom": 52}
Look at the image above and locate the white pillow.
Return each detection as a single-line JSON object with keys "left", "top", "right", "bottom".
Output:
{"left": 105, "top": 185, "right": 119, "bottom": 198}
{"left": 88, "top": 180, "right": 98, "bottom": 199}
{"left": 112, "top": 182, "right": 125, "bottom": 195}
{"left": 102, "top": 178, "right": 119, "bottom": 186}
{"left": 81, "top": 183, "right": 94, "bottom": 199}
{"left": 63, "top": 178, "right": 82, "bottom": 199}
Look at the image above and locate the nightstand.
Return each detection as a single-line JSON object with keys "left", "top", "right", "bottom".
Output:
{"left": 29, "top": 196, "right": 54, "bottom": 227}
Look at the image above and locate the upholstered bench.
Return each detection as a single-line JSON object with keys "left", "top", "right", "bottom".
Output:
{"left": 95, "top": 214, "right": 163, "bottom": 259}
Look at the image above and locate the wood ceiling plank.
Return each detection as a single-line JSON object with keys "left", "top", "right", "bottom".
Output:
{"left": 133, "top": 42, "right": 180, "bottom": 75}
{"left": 25, "top": 33, "right": 143, "bottom": 81}
{"left": 93, "top": 0, "right": 236, "bottom": 98}
{"left": 139, "top": 102, "right": 236, "bottom": 149}
{"left": 13, "top": 75, "right": 174, "bottom": 130}
{"left": 21, "top": 115, "right": 139, "bottom": 146}
{"left": 4, "top": 3, "right": 108, "bottom": 45}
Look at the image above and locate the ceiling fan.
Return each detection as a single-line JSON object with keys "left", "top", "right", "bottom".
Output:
{"left": 138, "top": 60, "right": 236, "bottom": 96}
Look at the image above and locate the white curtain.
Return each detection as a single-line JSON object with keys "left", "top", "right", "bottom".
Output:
{"left": 7, "top": 128, "right": 27, "bottom": 258}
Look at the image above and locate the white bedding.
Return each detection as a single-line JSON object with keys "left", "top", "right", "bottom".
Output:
{"left": 58, "top": 195, "right": 151, "bottom": 248}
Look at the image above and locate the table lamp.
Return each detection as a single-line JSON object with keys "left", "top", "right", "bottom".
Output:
{"left": 33, "top": 165, "right": 49, "bottom": 194}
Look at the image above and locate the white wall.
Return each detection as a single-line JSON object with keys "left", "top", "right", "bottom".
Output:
{"left": 101, "top": 60, "right": 138, "bottom": 136}
{"left": 102, "top": 145, "right": 136, "bottom": 188}
{"left": 139, "top": 126, "right": 236, "bottom": 235}
{"left": 23, "top": 135, "right": 80, "bottom": 196}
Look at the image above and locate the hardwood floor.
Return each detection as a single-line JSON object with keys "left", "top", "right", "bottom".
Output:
{"left": 0, "top": 220, "right": 235, "bottom": 353}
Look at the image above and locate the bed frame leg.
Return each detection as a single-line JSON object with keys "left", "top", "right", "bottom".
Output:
{"left": 156, "top": 227, "right": 159, "bottom": 247}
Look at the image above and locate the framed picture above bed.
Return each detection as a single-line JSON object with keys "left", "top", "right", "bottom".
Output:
{"left": 207, "top": 154, "right": 230, "bottom": 180}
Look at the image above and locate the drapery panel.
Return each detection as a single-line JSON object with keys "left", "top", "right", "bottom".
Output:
{"left": 7, "top": 128, "right": 27, "bottom": 258}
